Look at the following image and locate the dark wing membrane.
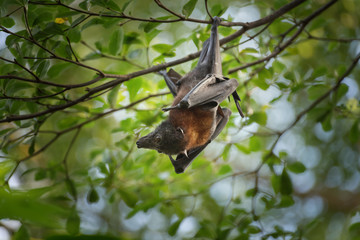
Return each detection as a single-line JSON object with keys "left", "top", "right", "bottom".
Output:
{"left": 159, "top": 69, "right": 182, "bottom": 96}
{"left": 179, "top": 76, "right": 239, "bottom": 109}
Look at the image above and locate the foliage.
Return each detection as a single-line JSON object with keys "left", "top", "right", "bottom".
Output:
{"left": 0, "top": 0, "right": 359, "bottom": 239}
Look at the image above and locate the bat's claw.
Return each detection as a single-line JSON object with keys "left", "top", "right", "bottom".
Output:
{"left": 162, "top": 105, "right": 178, "bottom": 112}
{"left": 213, "top": 16, "right": 221, "bottom": 26}
{"left": 235, "top": 100, "right": 245, "bottom": 118}
{"left": 179, "top": 100, "right": 190, "bottom": 108}
{"left": 158, "top": 70, "right": 167, "bottom": 76}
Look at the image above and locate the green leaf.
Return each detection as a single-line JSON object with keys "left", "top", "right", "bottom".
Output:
{"left": 107, "top": 85, "right": 120, "bottom": 108}
{"left": 79, "top": 1, "right": 90, "bottom": 10}
{"left": 277, "top": 195, "right": 294, "bottom": 208}
{"left": 118, "top": 188, "right": 138, "bottom": 208}
{"left": 321, "top": 112, "right": 332, "bottom": 132}
{"left": 138, "top": 16, "right": 170, "bottom": 33}
{"left": 46, "top": 235, "right": 121, "bottom": 240}
{"left": 66, "top": 210, "right": 80, "bottom": 235}
{"left": 249, "top": 136, "right": 262, "bottom": 152}
{"left": 28, "top": 138, "right": 35, "bottom": 155}
{"left": 308, "top": 84, "right": 330, "bottom": 100}
{"left": 349, "top": 120, "right": 359, "bottom": 144}
{"left": 117, "top": 118, "right": 135, "bottom": 132}
{"left": 145, "top": 29, "right": 161, "bottom": 44}
{"left": 9, "top": 100, "right": 23, "bottom": 115}
{"left": 252, "top": 76, "right": 269, "bottom": 90}
{"left": 280, "top": 169, "right": 292, "bottom": 195}
{"left": 82, "top": 52, "right": 101, "bottom": 61}
{"left": 121, "top": 1, "right": 131, "bottom": 11}
{"left": 245, "top": 188, "right": 257, "bottom": 197}
{"left": 287, "top": 162, "right": 306, "bottom": 174}
{"left": 0, "top": 189, "right": 67, "bottom": 227}
{"left": 241, "top": 48, "right": 258, "bottom": 54}
{"left": 195, "top": 220, "right": 217, "bottom": 238}
{"left": 173, "top": 38, "right": 187, "bottom": 48}
{"left": 249, "top": 112, "right": 267, "bottom": 125}
{"left": 126, "top": 199, "right": 160, "bottom": 219}
{"left": 108, "top": 29, "right": 124, "bottom": 55}
{"left": 67, "top": 28, "right": 81, "bottom": 43}
{"left": 272, "top": 60, "right": 286, "bottom": 72}
{"left": 65, "top": 179, "right": 77, "bottom": 200}
{"left": 35, "top": 169, "right": 47, "bottom": 181}
{"left": 261, "top": 195, "right": 276, "bottom": 209}
{"left": 218, "top": 229, "right": 231, "bottom": 240}
{"left": 269, "top": 19, "right": 294, "bottom": 35}
{"left": 14, "top": 225, "right": 30, "bottom": 240}
{"left": 141, "top": 22, "right": 161, "bottom": 33}
{"left": 47, "top": 62, "right": 71, "bottom": 78}
{"left": 311, "top": 66, "right": 327, "bottom": 79}
{"left": 43, "top": 22, "right": 64, "bottom": 36}
{"left": 103, "top": 0, "right": 120, "bottom": 11}
{"left": 57, "top": 116, "right": 80, "bottom": 130}
{"left": 168, "top": 219, "right": 182, "bottom": 236}
{"left": 152, "top": 43, "right": 173, "bottom": 54}
{"left": 35, "top": 60, "right": 50, "bottom": 78}
{"left": 0, "top": 160, "right": 16, "bottom": 183}
{"left": 335, "top": 83, "right": 348, "bottom": 102}
{"left": 87, "top": 188, "right": 99, "bottom": 204}
{"left": 0, "top": 128, "right": 14, "bottom": 137}
{"left": 82, "top": 18, "right": 102, "bottom": 30}
{"left": 271, "top": 174, "right": 280, "bottom": 194}
{"left": 124, "top": 78, "right": 142, "bottom": 101}
{"left": 247, "top": 225, "right": 261, "bottom": 234}
{"left": 6, "top": 34, "right": 20, "bottom": 47}
{"left": 210, "top": 4, "right": 227, "bottom": 17}
{"left": 267, "top": 153, "right": 281, "bottom": 168}
{"left": 182, "top": 0, "right": 198, "bottom": 18}
{"left": 235, "top": 144, "right": 251, "bottom": 154}
{"left": 0, "top": 17, "right": 15, "bottom": 28}
{"left": 283, "top": 71, "right": 295, "bottom": 81}
{"left": 218, "top": 165, "right": 232, "bottom": 175}
{"left": 349, "top": 222, "right": 360, "bottom": 235}
{"left": 222, "top": 144, "right": 231, "bottom": 160}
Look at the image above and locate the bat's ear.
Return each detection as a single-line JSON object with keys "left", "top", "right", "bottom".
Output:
{"left": 176, "top": 127, "right": 185, "bottom": 137}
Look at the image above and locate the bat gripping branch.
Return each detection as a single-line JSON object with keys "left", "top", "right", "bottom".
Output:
{"left": 212, "top": 16, "right": 221, "bottom": 26}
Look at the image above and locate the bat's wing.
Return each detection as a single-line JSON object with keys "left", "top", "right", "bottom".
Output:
{"left": 164, "top": 74, "right": 239, "bottom": 109}
{"left": 159, "top": 69, "right": 182, "bottom": 97}
{"left": 163, "top": 74, "right": 245, "bottom": 117}
{"left": 169, "top": 108, "right": 231, "bottom": 173}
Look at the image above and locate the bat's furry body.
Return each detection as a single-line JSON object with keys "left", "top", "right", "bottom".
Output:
{"left": 137, "top": 17, "right": 243, "bottom": 173}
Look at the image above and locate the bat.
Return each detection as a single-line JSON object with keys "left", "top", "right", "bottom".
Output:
{"left": 136, "top": 17, "right": 244, "bottom": 173}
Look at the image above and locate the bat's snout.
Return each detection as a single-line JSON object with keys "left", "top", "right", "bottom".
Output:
{"left": 136, "top": 135, "right": 153, "bottom": 149}
{"left": 136, "top": 138, "right": 146, "bottom": 149}
{"left": 136, "top": 140, "right": 142, "bottom": 148}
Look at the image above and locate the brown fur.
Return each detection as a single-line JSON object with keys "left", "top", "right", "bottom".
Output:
{"left": 170, "top": 85, "right": 216, "bottom": 150}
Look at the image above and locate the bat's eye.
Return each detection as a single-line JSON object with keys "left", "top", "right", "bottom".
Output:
{"left": 155, "top": 135, "right": 162, "bottom": 143}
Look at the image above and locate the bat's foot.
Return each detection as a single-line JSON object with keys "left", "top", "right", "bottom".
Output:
{"left": 158, "top": 70, "right": 167, "bottom": 76}
{"left": 162, "top": 105, "right": 179, "bottom": 111}
{"left": 162, "top": 100, "right": 190, "bottom": 111}
{"left": 213, "top": 16, "right": 221, "bottom": 26}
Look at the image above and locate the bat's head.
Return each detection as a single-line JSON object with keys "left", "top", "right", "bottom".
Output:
{"left": 136, "top": 120, "right": 186, "bottom": 155}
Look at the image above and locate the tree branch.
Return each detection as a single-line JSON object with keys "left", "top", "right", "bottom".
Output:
{"left": 228, "top": 0, "right": 338, "bottom": 74}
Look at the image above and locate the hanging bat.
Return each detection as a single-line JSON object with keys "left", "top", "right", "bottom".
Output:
{"left": 136, "top": 17, "right": 244, "bottom": 173}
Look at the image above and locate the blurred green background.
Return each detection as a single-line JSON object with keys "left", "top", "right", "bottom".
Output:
{"left": 0, "top": 0, "right": 359, "bottom": 239}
